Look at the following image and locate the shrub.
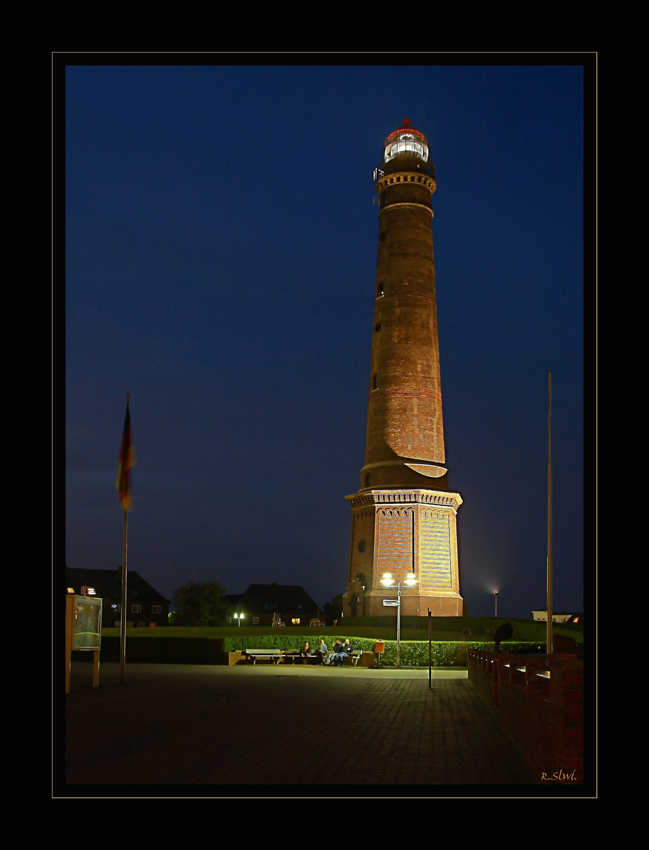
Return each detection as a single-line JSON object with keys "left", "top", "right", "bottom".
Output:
{"left": 95, "top": 633, "right": 546, "bottom": 666}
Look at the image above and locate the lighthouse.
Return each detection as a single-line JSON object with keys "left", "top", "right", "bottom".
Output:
{"left": 342, "top": 119, "right": 463, "bottom": 618}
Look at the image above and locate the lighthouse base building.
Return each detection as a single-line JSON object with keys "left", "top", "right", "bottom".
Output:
{"left": 343, "top": 489, "right": 462, "bottom": 618}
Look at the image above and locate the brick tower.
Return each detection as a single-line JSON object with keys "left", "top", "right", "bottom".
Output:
{"left": 342, "top": 119, "right": 463, "bottom": 619}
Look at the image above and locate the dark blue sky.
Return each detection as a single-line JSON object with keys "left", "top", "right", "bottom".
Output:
{"left": 63, "top": 58, "right": 589, "bottom": 619}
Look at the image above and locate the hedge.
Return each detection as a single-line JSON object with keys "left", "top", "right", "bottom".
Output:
{"left": 82, "top": 635, "right": 546, "bottom": 666}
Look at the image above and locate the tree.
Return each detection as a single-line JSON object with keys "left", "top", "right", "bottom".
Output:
{"left": 171, "top": 579, "right": 228, "bottom": 627}
{"left": 323, "top": 593, "right": 344, "bottom": 622}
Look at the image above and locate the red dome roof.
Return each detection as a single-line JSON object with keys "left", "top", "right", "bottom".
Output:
{"left": 386, "top": 118, "right": 426, "bottom": 144}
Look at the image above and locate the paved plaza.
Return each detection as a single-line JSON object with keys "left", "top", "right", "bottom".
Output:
{"left": 61, "top": 661, "right": 545, "bottom": 795}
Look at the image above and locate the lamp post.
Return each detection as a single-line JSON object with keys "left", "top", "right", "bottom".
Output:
{"left": 234, "top": 612, "right": 244, "bottom": 627}
{"left": 494, "top": 591, "right": 498, "bottom": 618}
{"left": 380, "top": 572, "right": 418, "bottom": 668}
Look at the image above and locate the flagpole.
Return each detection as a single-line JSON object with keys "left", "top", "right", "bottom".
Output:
{"left": 120, "top": 507, "right": 128, "bottom": 684}
{"left": 546, "top": 372, "right": 553, "bottom": 656}
{"left": 117, "top": 392, "right": 132, "bottom": 685}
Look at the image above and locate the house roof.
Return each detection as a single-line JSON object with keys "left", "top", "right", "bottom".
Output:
{"left": 65, "top": 567, "right": 170, "bottom": 603}
{"left": 227, "top": 583, "right": 319, "bottom": 615}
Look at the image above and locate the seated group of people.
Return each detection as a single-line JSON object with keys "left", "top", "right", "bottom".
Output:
{"left": 298, "top": 639, "right": 354, "bottom": 666}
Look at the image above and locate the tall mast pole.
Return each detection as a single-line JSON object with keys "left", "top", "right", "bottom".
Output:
{"left": 120, "top": 508, "right": 128, "bottom": 683}
{"left": 547, "top": 373, "right": 553, "bottom": 655}
{"left": 118, "top": 392, "right": 131, "bottom": 684}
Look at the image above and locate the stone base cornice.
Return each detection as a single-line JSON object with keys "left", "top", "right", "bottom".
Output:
{"left": 346, "top": 488, "right": 462, "bottom": 511}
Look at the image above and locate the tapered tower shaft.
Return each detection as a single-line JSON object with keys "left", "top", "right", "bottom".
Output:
{"left": 343, "top": 119, "right": 463, "bottom": 619}
{"left": 365, "top": 123, "right": 447, "bottom": 491}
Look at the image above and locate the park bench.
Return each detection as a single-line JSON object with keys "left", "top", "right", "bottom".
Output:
{"left": 243, "top": 649, "right": 284, "bottom": 665}
{"left": 283, "top": 651, "right": 321, "bottom": 665}
{"left": 243, "top": 649, "right": 319, "bottom": 665}
{"left": 325, "top": 650, "right": 363, "bottom": 667}
{"left": 240, "top": 649, "right": 369, "bottom": 667}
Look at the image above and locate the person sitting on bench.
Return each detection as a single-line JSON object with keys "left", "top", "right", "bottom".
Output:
{"left": 340, "top": 639, "right": 354, "bottom": 663}
{"left": 328, "top": 639, "right": 344, "bottom": 664}
{"left": 298, "top": 641, "right": 311, "bottom": 658}
{"left": 330, "top": 639, "right": 354, "bottom": 666}
{"left": 313, "top": 639, "right": 328, "bottom": 665}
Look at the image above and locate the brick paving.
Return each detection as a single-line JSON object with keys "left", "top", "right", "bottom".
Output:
{"left": 61, "top": 662, "right": 540, "bottom": 793}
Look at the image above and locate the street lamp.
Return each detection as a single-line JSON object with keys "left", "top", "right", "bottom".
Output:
{"left": 380, "top": 572, "right": 418, "bottom": 668}
{"left": 494, "top": 591, "right": 498, "bottom": 618}
{"left": 234, "top": 612, "right": 244, "bottom": 627}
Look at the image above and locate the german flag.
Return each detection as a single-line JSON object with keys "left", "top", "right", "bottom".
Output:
{"left": 116, "top": 398, "right": 135, "bottom": 511}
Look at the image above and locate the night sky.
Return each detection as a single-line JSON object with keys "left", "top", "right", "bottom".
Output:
{"left": 63, "top": 59, "right": 588, "bottom": 619}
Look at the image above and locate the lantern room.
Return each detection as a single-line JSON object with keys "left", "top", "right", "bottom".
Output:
{"left": 384, "top": 118, "right": 428, "bottom": 163}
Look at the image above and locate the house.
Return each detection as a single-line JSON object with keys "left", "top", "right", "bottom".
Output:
{"left": 65, "top": 566, "right": 171, "bottom": 627}
{"left": 226, "top": 583, "right": 324, "bottom": 627}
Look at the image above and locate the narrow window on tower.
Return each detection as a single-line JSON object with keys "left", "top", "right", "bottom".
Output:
{"left": 372, "top": 372, "right": 380, "bottom": 390}
{"left": 364, "top": 473, "right": 371, "bottom": 487}
{"left": 377, "top": 281, "right": 384, "bottom": 297}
